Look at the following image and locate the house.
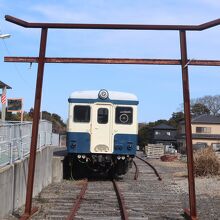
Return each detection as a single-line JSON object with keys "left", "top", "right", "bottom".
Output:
{"left": 178, "top": 114, "right": 220, "bottom": 152}
{"left": 150, "top": 123, "right": 177, "bottom": 146}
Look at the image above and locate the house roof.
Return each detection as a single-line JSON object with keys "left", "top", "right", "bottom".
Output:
{"left": 0, "top": 81, "right": 12, "bottom": 89}
{"left": 179, "top": 114, "right": 220, "bottom": 125}
{"left": 152, "top": 123, "right": 176, "bottom": 130}
{"left": 191, "top": 114, "right": 220, "bottom": 124}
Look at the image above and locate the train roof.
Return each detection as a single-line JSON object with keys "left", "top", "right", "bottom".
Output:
{"left": 69, "top": 90, "right": 138, "bottom": 105}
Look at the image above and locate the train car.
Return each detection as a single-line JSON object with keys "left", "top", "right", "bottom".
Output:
{"left": 66, "top": 89, "right": 138, "bottom": 176}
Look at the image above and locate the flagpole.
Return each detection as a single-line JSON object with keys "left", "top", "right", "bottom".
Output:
{"left": 1, "top": 86, "right": 7, "bottom": 121}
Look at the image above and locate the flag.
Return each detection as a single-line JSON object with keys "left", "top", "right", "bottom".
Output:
{"left": 1, "top": 93, "right": 6, "bottom": 104}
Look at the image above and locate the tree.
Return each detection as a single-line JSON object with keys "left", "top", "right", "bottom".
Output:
{"left": 194, "top": 95, "right": 220, "bottom": 116}
{"left": 5, "top": 110, "right": 20, "bottom": 121}
{"left": 42, "top": 111, "right": 52, "bottom": 121}
{"left": 148, "top": 119, "right": 169, "bottom": 127}
{"left": 138, "top": 125, "right": 150, "bottom": 149}
{"left": 28, "top": 108, "right": 34, "bottom": 119}
{"left": 168, "top": 111, "right": 184, "bottom": 128}
{"left": 191, "top": 103, "right": 210, "bottom": 116}
{"left": 23, "top": 111, "right": 33, "bottom": 121}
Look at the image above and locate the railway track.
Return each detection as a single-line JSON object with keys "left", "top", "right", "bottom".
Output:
{"left": 5, "top": 152, "right": 220, "bottom": 219}
{"left": 118, "top": 155, "right": 185, "bottom": 219}
{"left": 13, "top": 153, "right": 185, "bottom": 220}
{"left": 66, "top": 156, "right": 159, "bottom": 219}
{"left": 135, "top": 155, "right": 162, "bottom": 181}
{"left": 31, "top": 178, "right": 128, "bottom": 220}
{"left": 67, "top": 178, "right": 128, "bottom": 220}
{"left": 66, "top": 178, "right": 88, "bottom": 220}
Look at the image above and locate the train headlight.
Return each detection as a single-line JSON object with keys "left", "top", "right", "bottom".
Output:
{"left": 119, "top": 114, "right": 129, "bottom": 123}
{"left": 77, "top": 155, "right": 82, "bottom": 159}
{"left": 121, "top": 156, "right": 125, "bottom": 160}
{"left": 98, "top": 89, "right": 109, "bottom": 100}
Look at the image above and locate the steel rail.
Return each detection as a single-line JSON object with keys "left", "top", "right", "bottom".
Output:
{"left": 133, "top": 160, "right": 139, "bottom": 180}
{"left": 5, "top": 15, "right": 220, "bottom": 31}
{"left": 4, "top": 56, "right": 220, "bottom": 66}
{"left": 112, "top": 179, "right": 129, "bottom": 220}
{"left": 66, "top": 179, "right": 88, "bottom": 220}
{"left": 136, "top": 156, "right": 162, "bottom": 181}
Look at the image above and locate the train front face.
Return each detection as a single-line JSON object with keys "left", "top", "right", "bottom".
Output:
{"left": 66, "top": 89, "right": 139, "bottom": 175}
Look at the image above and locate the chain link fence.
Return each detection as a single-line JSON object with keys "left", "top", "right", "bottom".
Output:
{"left": 0, "top": 120, "right": 59, "bottom": 167}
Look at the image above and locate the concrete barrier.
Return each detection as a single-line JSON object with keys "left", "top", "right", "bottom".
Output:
{"left": 52, "top": 156, "right": 64, "bottom": 183}
{"left": 0, "top": 145, "right": 63, "bottom": 219}
{"left": 13, "top": 157, "right": 28, "bottom": 212}
{"left": 0, "top": 165, "right": 14, "bottom": 218}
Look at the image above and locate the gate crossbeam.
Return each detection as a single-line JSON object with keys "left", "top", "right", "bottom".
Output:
{"left": 4, "top": 56, "right": 220, "bottom": 66}
{"left": 5, "top": 15, "right": 220, "bottom": 31}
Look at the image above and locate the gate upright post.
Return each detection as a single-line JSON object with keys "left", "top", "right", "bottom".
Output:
{"left": 20, "top": 28, "right": 48, "bottom": 220}
{"left": 179, "top": 30, "right": 197, "bottom": 220}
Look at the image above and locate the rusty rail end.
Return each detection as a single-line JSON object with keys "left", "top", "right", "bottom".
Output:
{"left": 133, "top": 160, "right": 139, "bottom": 180}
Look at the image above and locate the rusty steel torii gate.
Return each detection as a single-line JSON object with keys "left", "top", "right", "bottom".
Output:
{"left": 4, "top": 15, "right": 220, "bottom": 220}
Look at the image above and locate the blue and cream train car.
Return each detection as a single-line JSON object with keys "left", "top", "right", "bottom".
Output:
{"left": 66, "top": 89, "right": 138, "bottom": 175}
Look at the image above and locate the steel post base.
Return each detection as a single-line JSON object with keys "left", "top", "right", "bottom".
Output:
{"left": 19, "top": 207, "right": 38, "bottom": 220}
{"left": 184, "top": 208, "right": 198, "bottom": 220}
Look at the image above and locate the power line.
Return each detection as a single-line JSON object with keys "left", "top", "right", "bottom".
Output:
{"left": 0, "top": 28, "right": 34, "bottom": 90}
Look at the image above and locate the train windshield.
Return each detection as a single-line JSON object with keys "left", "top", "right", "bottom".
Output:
{"left": 74, "top": 105, "right": 90, "bottom": 122}
{"left": 115, "top": 107, "right": 133, "bottom": 124}
{"left": 97, "top": 108, "right": 108, "bottom": 124}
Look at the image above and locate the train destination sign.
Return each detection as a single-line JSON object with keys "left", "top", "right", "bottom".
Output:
{"left": 7, "top": 98, "right": 23, "bottom": 112}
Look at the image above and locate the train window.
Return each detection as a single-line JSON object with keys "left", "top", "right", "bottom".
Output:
{"left": 74, "top": 105, "right": 90, "bottom": 123}
{"left": 115, "top": 107, "right": 133, "bottom": 124}
{"left": 98, "top": 108, "right": 108, "bottom": 124}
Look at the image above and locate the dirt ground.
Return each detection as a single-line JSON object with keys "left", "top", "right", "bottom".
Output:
{"left": 149, "top": 156, "right": 220, "bottom": 219}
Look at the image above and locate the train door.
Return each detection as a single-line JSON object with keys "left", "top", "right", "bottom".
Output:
{"left": 91, "top": 104, "right": 113, "bottom": 153}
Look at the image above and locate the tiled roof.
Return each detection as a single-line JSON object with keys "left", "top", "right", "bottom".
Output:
{"left": 180, "top": 114, "right": 220, "bottom": 124}
{"left": 153, "top": 123, "right": 176, "bottom": 130}
{"left": 191, "top": 114, "right": 220, "bottom": 124}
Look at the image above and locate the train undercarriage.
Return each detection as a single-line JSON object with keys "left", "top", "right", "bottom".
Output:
{"left": 67, "top": 153, "right": 134, "bottom": 178}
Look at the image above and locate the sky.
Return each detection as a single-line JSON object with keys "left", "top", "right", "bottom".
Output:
{"left": 0, "top": 0, "right": 220, "bottom": 123}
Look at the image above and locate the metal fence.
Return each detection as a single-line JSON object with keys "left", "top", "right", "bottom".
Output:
{"left": 0, "top": 120, "right": 59, "bottom": 167}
